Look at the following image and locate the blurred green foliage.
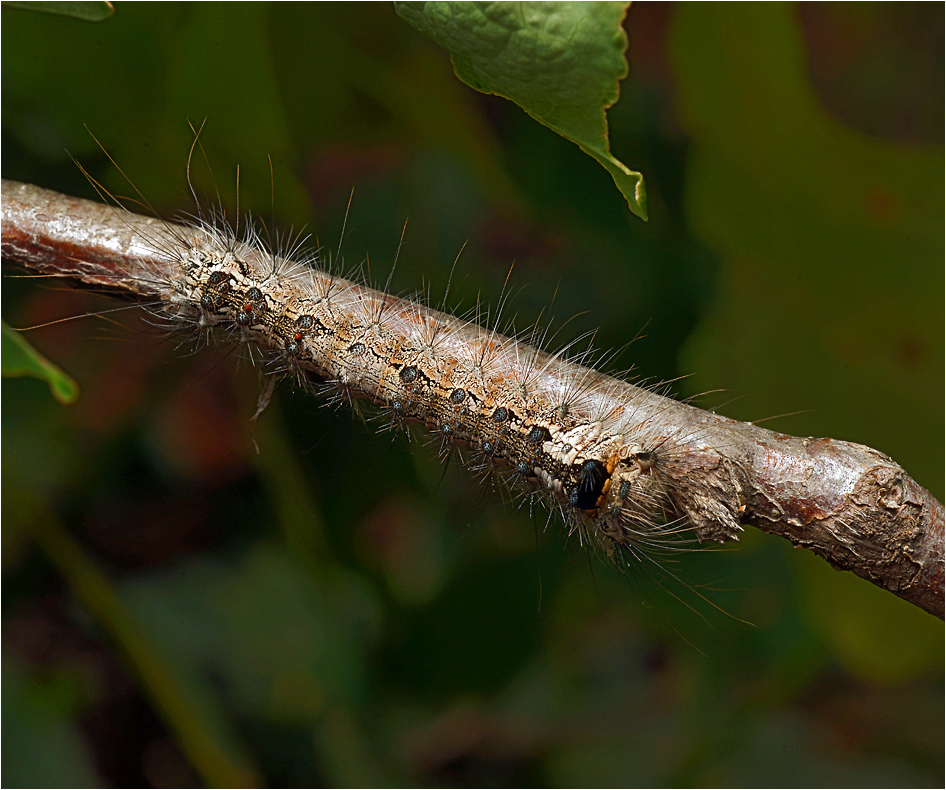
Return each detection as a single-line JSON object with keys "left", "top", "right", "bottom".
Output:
{"left": 2, "top": 320, "right": 79, "bottom": 403}
{"left": 1, "top": 3, "right": 942, "bottom": 787}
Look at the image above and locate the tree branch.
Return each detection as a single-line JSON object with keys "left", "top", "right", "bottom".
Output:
{"left": 3, "top": 179, "right": 942, "bottom": 619}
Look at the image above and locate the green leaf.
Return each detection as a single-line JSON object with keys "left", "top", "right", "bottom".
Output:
{"left": 396, "top": 1, "right": 647, "bottom": 220}
{"left": 1, "top": 321, "right": 79, "bottom": 404}
{"left": 3, "top": 1, "right": 115, "bottom": 21}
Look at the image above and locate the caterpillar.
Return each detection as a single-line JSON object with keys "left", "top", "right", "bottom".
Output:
{"left": 12, "top": 153, "right": 700, "bottom": 563}
{"left": 4, "top": 151, "right": 941, "bottom": 619}
{"left": 3, "top": 7, "right": 942, "bottom": 788}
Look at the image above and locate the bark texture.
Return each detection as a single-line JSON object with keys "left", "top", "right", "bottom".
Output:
{"left": 3, "top": 179, "right": 943, "bottom": 618}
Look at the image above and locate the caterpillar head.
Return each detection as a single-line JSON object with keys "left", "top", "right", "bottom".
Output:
{"left": 569, "top": 449, "right": 665, "bottom": 544}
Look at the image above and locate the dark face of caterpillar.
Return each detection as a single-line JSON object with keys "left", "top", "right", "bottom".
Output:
{"left": 569, "top": 459, "right": 610, "bottom": 511}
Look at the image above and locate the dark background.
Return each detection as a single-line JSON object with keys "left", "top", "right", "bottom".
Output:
{"left": 2, "top": 3, "right": 943, "bottom": 787}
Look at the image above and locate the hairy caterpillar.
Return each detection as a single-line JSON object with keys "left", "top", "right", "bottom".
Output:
{"left": 4, "top": 144, "right": 941, "bottom": 620}
{"left": 13, "top": 150, "right": 700, "bottom": 566}
{"left": 3, "top": 6, "right": 942, "bottom": 788}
